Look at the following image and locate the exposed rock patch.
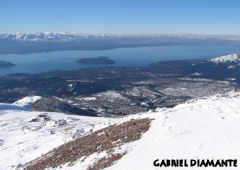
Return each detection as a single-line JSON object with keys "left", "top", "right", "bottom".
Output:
{"left": 23, "top": 118, "right": 153, "bottom": 170}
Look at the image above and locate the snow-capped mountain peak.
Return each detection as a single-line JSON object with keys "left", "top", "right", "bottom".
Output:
{"left": 210, "top": 53, "right": 240, "bottom": 64}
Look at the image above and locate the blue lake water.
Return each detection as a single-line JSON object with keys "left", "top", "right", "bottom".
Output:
{"left": 0, "top": 43, "right": 240, "bottom": 77}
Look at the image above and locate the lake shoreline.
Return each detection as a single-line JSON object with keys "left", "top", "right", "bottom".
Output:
{"left": 0, "top": 44, "right": 240, "bottom": 77}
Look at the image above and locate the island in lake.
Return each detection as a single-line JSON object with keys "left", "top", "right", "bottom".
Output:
{"left": 0, "top": 61, "right": 15, "bottom": 68}
{"left": 76, "top": 56, "right": 115, "bottom": 65}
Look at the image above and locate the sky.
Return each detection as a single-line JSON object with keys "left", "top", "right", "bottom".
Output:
{"left": 0, "top": 0, "right": 239, "bottom": 35}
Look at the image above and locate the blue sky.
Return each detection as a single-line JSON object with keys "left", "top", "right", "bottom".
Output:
{"left": 0, "top": 0, "right": 239, "bottom": 35}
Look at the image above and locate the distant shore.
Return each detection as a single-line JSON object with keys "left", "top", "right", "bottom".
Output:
{"left": 76, "top": 56, "right": 115, "bottom": 65}
{"left": 0, "top": 61, "right": 15, "bottom": 68}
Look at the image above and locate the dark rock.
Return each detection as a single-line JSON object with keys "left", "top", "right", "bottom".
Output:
{"left": 0, "top": 139, "right": 4, "bottom": 146}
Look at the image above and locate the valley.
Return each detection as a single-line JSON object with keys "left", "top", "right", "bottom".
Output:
{"left": 0, "top": 54, "right": 239, "bottom": 117}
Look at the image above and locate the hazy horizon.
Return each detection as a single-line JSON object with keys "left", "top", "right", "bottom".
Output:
{"left": 1, "top": 32, "right": 240, "bottom": 37}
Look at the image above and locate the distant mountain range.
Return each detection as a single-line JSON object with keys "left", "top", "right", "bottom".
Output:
{"left": 0, "top": 32, "right": 240, "bottom": 54}
{"left": 1, "top": 32, "right": 240, "bottom": 42}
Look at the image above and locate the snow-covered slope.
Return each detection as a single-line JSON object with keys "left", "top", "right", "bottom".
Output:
{"left": 210, "top": 53, "right": 240, "bottom": 64}
{"left": 1, "top": 91, "right": 240, "bottom": 170}
{"left": 0, "top": 103, "right": 113, "bottom": 169}
{"left": 13, "top": 96, "right": 43, "bottom": 108}
{"left": 107, "top": 90, "right": 240, "bottom": 170}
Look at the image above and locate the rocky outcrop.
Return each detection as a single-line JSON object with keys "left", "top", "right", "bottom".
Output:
{"left": 23, "top": 118, "right": 152, "bottom": 170}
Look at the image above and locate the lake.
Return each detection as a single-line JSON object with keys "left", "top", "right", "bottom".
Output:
{"left": 0, "top": 43, "right": 240, "bottom": 77}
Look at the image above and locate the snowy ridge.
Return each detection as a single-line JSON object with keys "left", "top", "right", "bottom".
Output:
{"left": 210, "top": 53, "right": 240, "bottom": 64}
{"left": 13, "top": 96, "right": 43, "bottom": 108}
{"left": 107, "top": 90, "right": 240, "bottom": 170}
{"left": 0, "top": 103, "right": 114, "bottom": 169}
{"left": 1, "top": 32, "right": 240, "bottom": 42}
{"left": 1, "top": 91, "right": 240, "bottom": 169}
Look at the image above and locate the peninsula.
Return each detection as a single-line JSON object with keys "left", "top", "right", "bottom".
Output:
{"left": 0, "top": 61, "right": 15, "bottom": 68}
